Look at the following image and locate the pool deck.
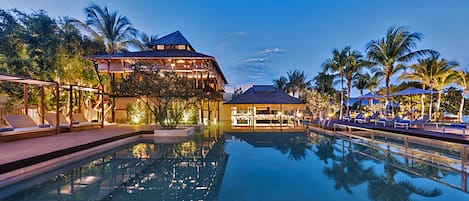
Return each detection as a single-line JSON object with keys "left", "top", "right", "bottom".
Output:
{"left": 0, "top": 124, "right": 159, "bottom": 175}
{"left": 310, "top": 119, "right": 469, "bottom": 145}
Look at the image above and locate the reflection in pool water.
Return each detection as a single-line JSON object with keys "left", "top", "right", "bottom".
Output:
{"left": 1, "top": 128, "right": 468, "bottom": 201}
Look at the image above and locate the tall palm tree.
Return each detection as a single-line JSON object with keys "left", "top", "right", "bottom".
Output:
{"left": 313, "top": 72, "right": 335, "bottom": 93}
{"left": 366, "top": 73, "right": 381, "bottom": 93}
{"left": 274, "top": 70, "right": 311, "bottom": 98}
{"left": 286, "top": 70, "right": 311, "bottom": 98}
{"left": 323, "top": 46, "right": 353, "bottom": 119}
{"left": 353, "top": 72, "right": 370, "bottom": 110}
{"left": 69, "top": 4, "right": 139, "bottom": 53}
{"left": 366, "top": 26, "right": 436, "bottom": 115}
{"left": 273, "top": 76, "right": 288, "bottom": 91}
{"left": 455, "top": 70, "right": 469, "bottom": 122}
{"left": 353, "top": 73, "right": 370, "bottom": 96}
{"left": 344, "top": 50, "right": 371, "bottom": 115}
{"left": 400, "top": 56, "right": 457, "bottom": 118}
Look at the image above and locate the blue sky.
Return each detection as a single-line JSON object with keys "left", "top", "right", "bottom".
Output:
{"left": 2, "top": 0, "right": 469, "bottom": 96}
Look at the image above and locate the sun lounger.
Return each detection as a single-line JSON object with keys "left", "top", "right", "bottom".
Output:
{"left": 344, "top": 112, "right": 363, "bottom": 122}
{"left": 442, "top": 123, "right": 466, "bottom": 137}
{"left": 394, "top": 119, "right": 411, "bottom": 129}
{"left": 45, "top": 112, "right": 70, "bottom": 128}
{"left": 410, "top": 115, "right": 430, "bottom": 128}
{"left": 355, "top": 112, "right": 379, "bottom": 124}
{"left": 1, "top": 114, "right": 55, "bottom": 137}
{"left": 71, "top": 113, "right": 101, "bottom": 130}
{"left": 375, "top": 116, "right": 400, "bottom": 127}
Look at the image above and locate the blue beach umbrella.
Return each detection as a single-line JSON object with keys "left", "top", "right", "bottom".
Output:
{"left": 390, "top": 87, "right": 436, "bottom": 119}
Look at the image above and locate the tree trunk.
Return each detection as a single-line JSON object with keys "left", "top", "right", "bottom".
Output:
{"left": 340, "top": 71, "right": 344, "bottom": 120}
{"left": 421, "top": 85, "right": 426, "bottom": 118}
{"left": 346, "top": 79, "right": 351, "bottom": 116}
{"left": 459, "top": 90, "right": 467, "bottom": 122}
{"left": 429, "top": 84, "right": 434, "bottom": 120}
{"left": 385, "top": 71, "right": 390, "bottom": 117}
{"left": 436, "top": 90, "right": 442, "bottom": 120}
{"left": 359, "top": 89, "right": 363, "bottom": 110}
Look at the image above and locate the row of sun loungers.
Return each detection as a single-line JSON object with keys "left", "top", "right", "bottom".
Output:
{"left": 341, "top": 112, "right": 467, "bottom": 136}
{"left": 0, "top": 113, "right": 100, "bottom": 138}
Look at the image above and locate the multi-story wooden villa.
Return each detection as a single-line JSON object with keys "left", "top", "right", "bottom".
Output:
{"left": 85, "top": 31, "right": 228, "bottom": 124}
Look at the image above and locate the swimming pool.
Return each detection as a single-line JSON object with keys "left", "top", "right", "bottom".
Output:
{"left": 1, "top": 129, "right": 468, "bottom": 201}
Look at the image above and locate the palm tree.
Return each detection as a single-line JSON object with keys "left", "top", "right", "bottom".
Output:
{"left": 455, "top": 70, "right": 469, "bottom": 122}
{"left": 323, "top": 46, "right": 353, "bottom": 119}
{"left": 400, "top": 56, "right": 458, "bottom": 118}
{"left": 313, "top": 72, "right": 335, "bottom": 93}
{"left": 366, "top": 26, "right": 436, "bottom": 115}
{"left": 286, "top": 70, "right": 311, "bottom": 98}
{"left": 274, "top": 76, "right": 288, "bottom": 91}
{"left": 136, "top": 32, "right": 158, "bottom": 51}
{"left": 69, "top": 4, "right": 139, "bottom": 53}
{"left": 344, "top": 50, "right": 371, "bottom": 115}
{"left": 274, "top": 70, "right": 311, "bottom": 98}
{"left": 366, "top": 73, "right": 381, "bottom": 93}
{"left": 433, "top": 71, "right": 458, "bottom": 119}
{"left": 353, "top": 72, "right": 370, "bottom": 110}
{"left": 353, "top": 73, "right": 370, "bottom": 96}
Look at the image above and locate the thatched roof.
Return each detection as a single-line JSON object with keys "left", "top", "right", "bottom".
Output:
{"left": 225, "top": 85, "right": 304, "bottom": 104}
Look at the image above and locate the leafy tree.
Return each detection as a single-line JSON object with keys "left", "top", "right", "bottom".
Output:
{"left": 116, "top": 65, "right": 203, "bottom": 128}
{"left": 323, "top": 46, "right": 353, "bottom": 119}
{"left": 366, "top": 26, "right": 436, "bottom": 115}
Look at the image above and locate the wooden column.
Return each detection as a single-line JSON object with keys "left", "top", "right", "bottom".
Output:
{"left": 101, "top": 88, "right": 105, "bottom": 128}
{"left": 69, "top": 85, "right": 73, "bottom": 131}
{"left": 111, "top": 73, "right": 115, "bottom": 123}
{"left": 40, "top": 86, "right": 45, "bottom": 124}
{"left": 55, "top": 84, "right": 60, "bottom": 134}
{"left": 78, "top": 90, "right": 82, "bottom": 113}
{"left": 23, "top": 84, "right": 28, "bottom": 115}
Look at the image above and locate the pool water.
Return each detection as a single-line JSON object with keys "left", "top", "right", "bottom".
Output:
{"left": 1, "top": 130, "right": 468, "bottom": 201}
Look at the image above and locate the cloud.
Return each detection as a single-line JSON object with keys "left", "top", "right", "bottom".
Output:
{"left": 259, "top": 47, "right": 285, "bottom": 55}
{"left": 229, "top": 31, "right": 247, "bottom": 37}
{"left": 244, "top": 57, "right": 270, "bottom": 65}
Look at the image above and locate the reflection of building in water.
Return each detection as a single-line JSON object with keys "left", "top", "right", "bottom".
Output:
{"left": 226, "top": 132, "right": 312, "bottom": 161}
{"left": 2, "top": 133, "right": 227, "bottom": 201}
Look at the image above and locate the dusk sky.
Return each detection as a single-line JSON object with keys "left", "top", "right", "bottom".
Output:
{"left": 2, "top": 0, "right": 469, "bottom": 96}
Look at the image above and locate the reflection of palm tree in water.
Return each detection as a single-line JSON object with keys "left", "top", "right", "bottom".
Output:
{"left": 367, "top": 150, "right": 442, "bottom": 201}
{"left": 273, "top": 135, "right": 312, "bottom": 160}
{"left": 314, "top": 135, "right": 337, "bottom": 164}
{"left": 323, "top": 145, "right": 376, "bottom": 194}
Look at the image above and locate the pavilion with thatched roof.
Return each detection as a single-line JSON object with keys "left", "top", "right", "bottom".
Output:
{"left": 224, "top": 85, "right": 305, "bottom": 128}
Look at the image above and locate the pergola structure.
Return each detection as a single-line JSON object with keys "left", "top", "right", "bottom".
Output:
{"left": 0, "top": 73, "right": 60, "bottom": 135}
{"left": 59, "top": 85, "right": 104, "bottom": 131}
{"left": 85, "top": 31, "right": 228, "bottom": 124}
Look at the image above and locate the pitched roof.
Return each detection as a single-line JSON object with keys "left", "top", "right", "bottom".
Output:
{"left": 84, "top": 49, "right": 214, "bottom": 60}
{"left": 224, "top": 85, "right": 304, "bottom": 104}
{"left": 147, "top": 31, "right": 193, "bottom": 49}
